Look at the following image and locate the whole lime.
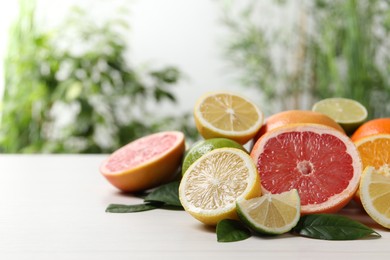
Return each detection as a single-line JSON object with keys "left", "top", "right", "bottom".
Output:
{"left": 182, "top": 138, "right": 247, "bottom": 175}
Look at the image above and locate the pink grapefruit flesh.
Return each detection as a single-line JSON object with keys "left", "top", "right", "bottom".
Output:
{"left": 250, "top": 123, "right": 362, "bottom": 215}
{"left": 100, "top": 131, "right": 185, "bottom": 192}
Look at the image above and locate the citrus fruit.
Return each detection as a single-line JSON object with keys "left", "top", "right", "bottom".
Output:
{"left": 179, "top": 148, "right": 261, "bottom": 225}
{"left": 181, "top": 138, "right": 246, "bottom": 175}
{"left": 255, "top": 110, "right": 345, "bottom": 141}
{"left": 354, "top": 134, "right": 390, "bottom": 170}
{"left": 312, "top": 97, "right": 368, "bottom": 135}
{"left": 193, "top": 91, "right": 263, "bottom": 145}
{"left": 353, "top": 134, "right": 390, "bottom": 203}
{"left": 100, "top": 131, "right": 185, "bottom": 192}
{"left": 250, "top": 123, "right": 362, "bottom": 215}
{"left": 236, "top": 189, "right": 300, "bottom": 235}
{"left": 360, "top": 165, "right": 390, "bottom": 229}
{"left": 351, "top": 118, "right": 390, "bottom": 142}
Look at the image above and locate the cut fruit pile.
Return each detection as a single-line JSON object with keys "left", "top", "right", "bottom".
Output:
{"left": 101, "top": 91, "right": 390, "bottom": 239}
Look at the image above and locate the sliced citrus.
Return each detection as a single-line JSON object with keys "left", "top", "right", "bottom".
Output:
{"left": 181, "top": 138, "right": 246, "bottom": 175}
{"left": 193, "top": 91, "right": 263, "bottom": 144}
{"left": 351, "top": 118, "right": 390, "bottom": 142}
{"left": 255, "top": 110, "right": 345, "bottom": 142}
{"left": 250, "top": 123, "right": 362, "bottom": 215}
{"left": 100, "top": 131, "right": 185, "bottom": 192}
{"left": 353, "top": 134, "right": 390, "bottom": 203}
{"left": 360, "top": 165, "right": 390, "bottom": 229}
{"left": 179, "top": 148, "right": 261, "bottom": 225}
{"left": 236, "top": 189, "right": 300, "bottom": 235}
{"left": 312, "top": 97, "right": 367, "bottom": 134}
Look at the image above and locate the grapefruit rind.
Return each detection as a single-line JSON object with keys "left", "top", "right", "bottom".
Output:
{"left": 251, "top": 123, "right": 362, "bottom": 215}
{"left": 360, "top": 165, "right": 390, "bottom": 229}
{"left": 100, "top": 131, "right": 185, "bottom": 192}
{"left": 236, "top": 189, "right": 300, "bottom": 235}
{"left": 179, "top": 148, "right": 261, "bottom": 225}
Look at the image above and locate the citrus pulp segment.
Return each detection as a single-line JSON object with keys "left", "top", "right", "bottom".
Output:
{"left": 236, "top": 189, "right": 300, "bottom": 235}
{"left": 181, "top": 138, "right": 246, "bottom": 175}
{"left": 100, "top": 131, "right": 185, "bottom": 192}
{"left": 353, "top": 134, "right": 390, "bottom": 203}
{"left": 193, "top": 91, "right": 263, "bottom": 144}
{"left": 250, "top": 124, "right": 362, "bottom": 215}
{"left": 179, "top": 148, "right": 261, "bottom": 225}
{"left": 360, "top": 165, "right": 390, "bottom": 229}
{"left": 312, "top": 97, "right": 367, "bottom": 134}
{"left": 354, "top": 134, "right": 390, "bottom": 170}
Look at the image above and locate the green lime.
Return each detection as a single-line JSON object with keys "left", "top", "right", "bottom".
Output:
{"left": 181, "top": 138, "right": 246, "bottom": 175}
{"left": 312, "top": 97, "right": 368, "bottom": 135}
{"left": 236, "top": 189, "right": 300, "bottom": 235}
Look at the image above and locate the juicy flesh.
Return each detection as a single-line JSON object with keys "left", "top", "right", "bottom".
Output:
{"left": 106, "top": 134, "right": 177, "bottom": 172}
{"left": 258, "top": 131, "right": 353, "bottom": 205}
{"left": 199, "top": 94, "right": 259, "bottom": 131}
{"left": 358, "top": 138, "right": 390, "bottom": 169}
{"left": 185, "top": 152, "right": 249, "bottom": 210}
{"left": 369, "top": 167, "right": 390, "bottom": 217}
{"left": 244, "top": 193, "right": 298, "bottom": 228}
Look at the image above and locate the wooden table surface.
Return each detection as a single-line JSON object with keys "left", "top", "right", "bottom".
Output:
{"left": 0, "top": 154, "right": 389, "bottom": 259}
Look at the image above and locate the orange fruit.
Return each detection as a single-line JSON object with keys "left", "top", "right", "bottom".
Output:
{"left": 100, "top": 131, "right": 185, "bottom": 192}
{"left": 250, "top": 123, "right": 362, "bottom": 215}
{"left": 351, "top": 118, "right": 390, "bottom": 142}
{"left": 353, "top": 134, "right": 390, "bottom": 203}
{"left": 255, "top": 110, "right": 345, "bottom": 142}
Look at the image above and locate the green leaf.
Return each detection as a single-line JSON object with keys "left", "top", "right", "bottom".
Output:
{"left": 292, "top": 214, "right": 381, "bottom": 240}
{"left": 216, "top": 219, "right": 252, "bottom": 242}
{"left": 144, "top": 181, "right": 183, "bottom": 208}
{"left": 105, "top": 202, "right": 162, "bottom": 213}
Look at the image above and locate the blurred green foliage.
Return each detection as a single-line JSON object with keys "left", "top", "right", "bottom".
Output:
{"left": 0, "top": 0, "right": 198, "bottom": 153}
{"left": 219, "top": 0, "right": 390, "bottom": 118}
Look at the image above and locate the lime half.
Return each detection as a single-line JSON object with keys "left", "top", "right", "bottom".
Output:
{"left": 182, "top": 138, "right": 246, "bottom": 175}
{"left": 236, "top": 189, "right": 300, "bottom": 235}
{"left": 312, "top": 97, "right": 368, "bottom": 135}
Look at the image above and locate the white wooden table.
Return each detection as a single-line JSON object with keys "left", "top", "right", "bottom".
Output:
{"left": 0, "top": 155, "right": 389, "bottom": 259}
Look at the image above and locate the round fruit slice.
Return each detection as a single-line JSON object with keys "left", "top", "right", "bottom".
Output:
{"left": 193, "top": 91, "right": 263, "bottom": 144}
{"left": 353, "top": 134, "right": 390, "bottom": 203}
{"left": 250, "top": 124, "right": 362, "bottom": 215}
{"left": 182, "top": 138, "right": 246, "bottom": 175}
{"left": 236, "top": 189, "right": 300, "bottom": 235}
{"left": 179, "top": 148, "right": 261, "bottom": 225}
{"left": 100, "top": 131, "right": 185, "bottom": 192}
{"left": 354, "top": 134, "right": 390, "bottom": 170}
{"left": 360, "top": 165, "right": 390, "bottom": 229}
{"left": 312, "top": 97, "right": 367, "bottom": 134}
{"left": 351, "top": 118, "right": 390, "bottom": 142}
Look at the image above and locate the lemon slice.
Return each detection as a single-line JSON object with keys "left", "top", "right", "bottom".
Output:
{"left": 236, "top": 189, "right": 300, "bottom": 235}
{"left": 312, "top": 97, "right": 367, "bottom": 134}
{"left": 179, "top": 148, "right": 261, "bottom": 225}
{"left": 360, "top": 165, "right": 390, "bottom": 229}
{"left": 194, "top": 91, "right": 263, "bottom": 144}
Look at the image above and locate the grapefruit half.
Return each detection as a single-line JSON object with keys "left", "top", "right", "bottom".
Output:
{"left": 100, "top": 131, "right": 185, "bottom": 192}
{"left": 250, "top": 124, "right": 362, "bottom": 215}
